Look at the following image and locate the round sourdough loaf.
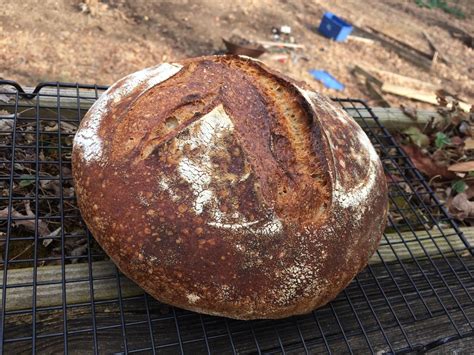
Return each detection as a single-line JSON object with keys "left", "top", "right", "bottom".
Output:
{"left": 72, "top": 55, "right": 388, "bottom": 320}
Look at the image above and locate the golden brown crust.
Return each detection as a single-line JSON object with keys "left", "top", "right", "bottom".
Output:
{"left": 72, "top": 55, "right": 388, "bottom": 319}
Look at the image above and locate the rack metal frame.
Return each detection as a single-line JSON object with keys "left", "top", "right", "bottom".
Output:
{"left": 0, "top": 81, "right": 472, "bottom": 354}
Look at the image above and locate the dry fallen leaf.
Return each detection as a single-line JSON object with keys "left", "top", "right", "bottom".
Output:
{"left": 401, "top": 144, "right": 456, "bottom": 180}
{"left": 42, "top": 122, "right": 77, "bottom": 134}
{"left": 0, "top": 231, "right": 5, "bottom": 248}
{"left": 70, "top": 243, "right": 88, "bottom": 263}
{"left": 432, "top": 149, "right": 451, "bottom": 167}
{"left": 448, "top": 161, "right": 474, "bottom": 172}
{"left": 42, "top": 227, "right": 62, "bottom": 248}
{"left": 403, "top": 126, "right": 430, "bottom": 147}
{"left": 0, "top": 110, "right": 14, "bottom": 133}
{"left": 450, "top": 136, "right": 464, "bottom": 146}
{"left": 464, "top": 184, "right": 474, "bottom": 199}
{"left": 40, "top": 179, "right": 62, "bottom": 195}
{"left": 0, "top": 87, "right": 16, "bottom": 104}
{"left": 449, "top": 193, "right": 474, "bottom": 220}
{"left": 0, "top": 201, "right": 50, "bottom": 237}
{"left": 464, "top": 138, "right": 474, "bottom": 150}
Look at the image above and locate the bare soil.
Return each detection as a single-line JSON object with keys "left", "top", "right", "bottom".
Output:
{"left": 0, "top": 0, "right": 473, "bottom": 107}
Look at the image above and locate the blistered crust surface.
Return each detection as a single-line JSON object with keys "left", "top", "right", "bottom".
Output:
{"left": 72, "top": 55, "right": 388, "bottom": 319}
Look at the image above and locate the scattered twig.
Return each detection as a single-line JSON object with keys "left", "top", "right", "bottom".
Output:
{"left": 256, "top": 40, "right": 305, "bottom": 49}
{"left": 422, "top": 31, "right": 450, "bottom": 65}
{"left": 9, "top": 243, "right": 34, "bottom": 262}
{"left": 366, "top": 80, "right": 391, "bottom": 107}
{"left": 353, "top": 65, "right": 383, "bottom": 86}
{"left": 347, "top": 35, "right": 374, "bottom": 45}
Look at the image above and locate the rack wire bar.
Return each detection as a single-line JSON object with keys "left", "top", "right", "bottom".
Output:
{"left": 0, "top": 81, "right": 472, "bottom": 354}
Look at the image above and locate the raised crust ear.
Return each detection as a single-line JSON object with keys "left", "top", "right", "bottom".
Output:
{"left": 73, "top": 62, "right": 184, "bottom": 165}
{"left": 72, "top": 55, "right": 388, "bottom": 320}
{"left": 297, "top": 88, "right": 383, "bottom": 213}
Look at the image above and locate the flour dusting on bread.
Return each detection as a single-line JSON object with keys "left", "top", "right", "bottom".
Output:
{"left": 170, "top": 104, "right": 283, "bottom": 235}
{"left": 72, "top": 56, "right": 387, "bottom": 320}
{"left": 296, "top": 86, "right": 380, "bottom": 210}
{"left": 74, "top": 63, "right": 183, "bottom": 164}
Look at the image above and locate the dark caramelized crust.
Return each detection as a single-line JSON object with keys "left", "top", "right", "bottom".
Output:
{"left": 72, "top": 55, "right": 388, "bottom": 319}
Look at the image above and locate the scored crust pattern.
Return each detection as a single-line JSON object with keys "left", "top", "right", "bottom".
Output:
{"left": 72, "top": 55, "right": 388, "bottom": 319}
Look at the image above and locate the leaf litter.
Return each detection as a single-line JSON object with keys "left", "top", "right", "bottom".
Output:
{"left": 397, "top": 92, "right": 474, "bottom": 225}
{"left": 0, "top": 109, "right": 103, "bottom": 269}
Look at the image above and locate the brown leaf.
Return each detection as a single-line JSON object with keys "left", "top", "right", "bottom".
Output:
{"left": 436, "top": 91, "right": 448, "bottom": 107}
{"left": 403, "top": 126, "right": 430, "bottom": 147}
{"left": 450, "top": 136, "right": 464, "bottom": 146}
{"left": 70, "top": 243, "right": 88, "bottom": 264}
{"left": 464, "top": 138, "right": 474, "bottom": 150}
{"left": 465, "top": 184, "right": 474, "bottom": 199}
{"left": 401, "top": 144, "right": 456, "bottom": 180}
{"left": 42, "top": 227, "right": 62, "bottom": 248}
{"left": 449, "top": 193, "right": 474, "bottom": 220}
{"left": 40, "top": 180, "right": 61, "bottom": 195}
{"left": 451, "top": 113, "right": 464, "bottom": 126}
{"left": 0, "top": 201, "right": 50, "bottom": 237}
{"left": 385, "top": 172, "right": 403, "bottom": 183}
{"left": 431, "top": 149, "right": 451, "bottom": 167}
{"left": 448, "top": 161, "right": 474, "bottom": 172}
{"left": 0, "top": 87, "right": 16, "bottom": 104}
{"left": 0, "top": 232, "right": 5, "bottom": 248}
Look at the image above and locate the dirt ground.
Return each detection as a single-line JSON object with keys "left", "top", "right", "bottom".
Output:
{"left": 0, "top": 0, "right": 473, "bottom": 109}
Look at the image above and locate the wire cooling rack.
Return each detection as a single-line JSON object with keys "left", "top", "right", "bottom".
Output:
{"left": 0, "top": 80, "right": 473, "bottom": 354}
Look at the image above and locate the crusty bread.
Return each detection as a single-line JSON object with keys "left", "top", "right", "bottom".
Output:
{"left": 72, "top": 55, "right": 388, "bottom": 320}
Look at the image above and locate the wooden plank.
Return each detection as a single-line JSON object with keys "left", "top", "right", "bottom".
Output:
{"left": 0, "top": 85, "right": 100, "bottom": 111}
{"left": 353, "top": 65, "right": 384, "bottom": 87}
{"left": 352, "top": 65, "right": 391, "bottom": 107}
{"left": 1, "top": 227, "right": 471, "bottom": 312}
{"left": 361, "top": 66, "right": 439, "bottom": 90}
{"left": 369, "top": 107, "right": 447, "bottom": 131}
{"left": 2, "top": 257, "right": 473, "bottom": 354}
{"left": 375, "top": 226, "right": 473, "bottom": 264}
{"left": 0, "top": 95, "right": 457, "bottom": 134}
{"left": 2, "top": 84, "right": 472, "bottom": 352}
{"left": 0, "top": 86, "right": 470, "bottom": 138}
{"left": 0, "top": 261, "right": 143, "bottom": 312}
{"left": 422, "top": 31, "right": 450, "bottom": 65}
{"left": 2, "top": 85, "right": 467, "bottom": 128}
{"left": 447, "top": 25, "right": 474, "bottom": 48}
{"left": 381, "top": 83, "right": 471, "bottom": 112}
{"left": 366, "top": 80, "right": 391, "bottom": 107}
{"left": 355, "top": 27, "right": 433, "bottom": 71}
{"left": 0, "top": 86, "right": 449, "bottom": 133}
{"left": 426, "top": 336, "right": 474, "bottom": 354}
{"left": 4, "top": 303, "right": 472, "bottom": 353}
{"left": 367, "top": 26, "right": 433, "bottom": 60}
{"left": 382, "top": 83, "right": 439, "bottom": 104}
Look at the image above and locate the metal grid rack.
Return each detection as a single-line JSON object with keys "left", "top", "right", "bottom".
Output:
{"left": 0, "top": 80, "right": 472, "bottom": 354}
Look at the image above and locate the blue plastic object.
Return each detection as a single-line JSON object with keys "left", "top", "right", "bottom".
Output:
{"left": 318, "top": 12, "right": 353, "bottom": 42}
{"left": 308, "top": 70, "right": 344, "bottom": 91}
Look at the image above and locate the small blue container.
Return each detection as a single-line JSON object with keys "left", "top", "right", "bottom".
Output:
{"left": 308, "top": 70, "right": 344, "bottom": 91}
{"left": 318, "top": 12, "right": 353, "bottom": 42}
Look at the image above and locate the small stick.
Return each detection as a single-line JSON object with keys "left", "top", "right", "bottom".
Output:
{"left": 347, "top": 35, "right": 375, "bottom": 45}
{"left": 422, "top": 31, "right": 451, "bottom": 65}
{"left": 257, "top": 40, "right": 305, "bottom": 49}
